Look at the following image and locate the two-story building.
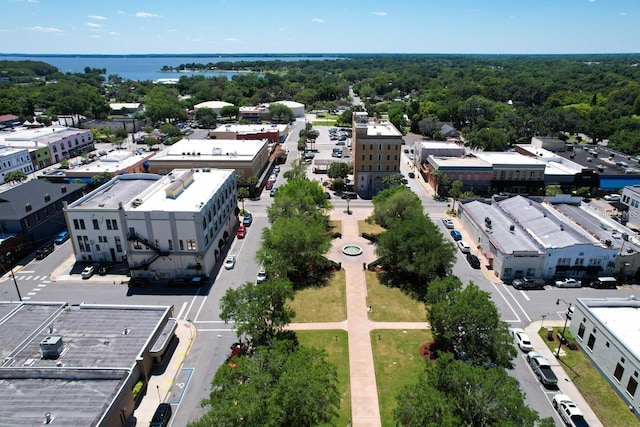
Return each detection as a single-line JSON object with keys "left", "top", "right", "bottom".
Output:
{"left": 209, "top": 123, "right": 289, "bottom": 143}
{"left": 0, "top": 145, "right": 34, "bottom": 184}
{"left": 0, "top": 126, "right": 94, "bottom": 166}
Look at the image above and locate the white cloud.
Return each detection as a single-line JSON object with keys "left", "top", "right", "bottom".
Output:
{"left": 28, "top": 25, "right": 62, "bottom": 33}
{"left": 619, "top": 11, "right": 627, "bottom": 16}
{"left": 117, "top": 10, "right": 126, "bottom": 15}
{"left": 86, "top": 22, "right": 101, "bottom": 28}
{"left": 372, "top": 11, "right": 387, "bottom": 16}
{"left": 88, "top": 15, "right": 107, "bottom": 20}
{"left": 28, "top": 0, "right": 39, "bottom": 3}
{"left": 92, "top": 35, "right": 101, "bottom": 39}
{"left": 311, "top": 18, "right": 325, "bottom": 23}
{"left": 589, "top": 0, "right": 596, "bottom": 3}
{"left": 109, "top": 31, "right": 119, "bottom": 36}
{"left": 136, "top": 12, "right": 161, "bottom": 18}
{"left": 224, "top": 37, "right": 240, "bottom": 42}
{"left": 278, "top": 27, "right": 285, "bottom": 31}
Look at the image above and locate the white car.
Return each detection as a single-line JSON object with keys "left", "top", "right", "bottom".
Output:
{"left": 510, "top": 328, "right": 533, "bottom": 352}
{"left": 555, "top": 278, "right": 581, "bottom": 288}
{"left": 457, "top": 240, "right": 471, "bottom": 254}
{"left": 81, "top": 266, "right": 95, "bottom": 279}
{"left": 224, "top": 255, "right": 236, "bottom": 270}
{"left": 256, "top": 266, "right": 267, "bottom": 283}
{"left": 603, "top": 194, "right": 621, "bottom": 201}
{"left": 552, "top": 394, "right": 587, "bottom": 427}
{"left": 442, "top": 218, "right": 454, "bottom": 229}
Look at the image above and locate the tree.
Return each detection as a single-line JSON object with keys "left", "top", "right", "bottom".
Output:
{"left": 195, "top": 107, "right": 218, "bottom": 128}
{"left": 545, "top": 185, "right": 563, "bottom": 196}
{"left": 428, "top": 282, "right": 516, "bottom": 368}
{"left": 246, "top": 176, "right": 259, "bottom": 198}
{"left": 3, "top": 170, "right": 27, "bottom": 184}
{"left": 191, "top": 340, "right": 340, "bottom": 427}
{"left": 219, "top": 105, "right": 239, "bottom": 120}
{"left": 219, "top": 279, "right": 294, "bottom": 347}
{"left": 394, "top": 353, "right": 540, "bottom": 427}
{"left": 90, "top": 172, "right": 113, "bottom": 186}
{"left": 145, "top": 86, "right": 185, "bottom": 124}
{"left": 159, "top": 123, "right": 181, "bottom": 137}
{"left": 331, "top": 177, "right": 345, "bottom": 193}
{"left": 237, "top": 187, "right": 250, "bottom": 212}
{"left": 448, "top": 180, "right": 463, "bottom": 211}
{"left": 283, "top": 159, "right": 307, "bottom": 181}
{"left": 269, "top": 103, "right": 294, "bottom": 123}
{"left": 464, "top": 127, "right": 509, "bottom": 151}
{"left": 375, "top": 215, "right": 456, "bottom": 297}
{"left": 369, "top": 186, "right": 423, "bottom": 229}
{"left": 267, "top": 178, "right": 329, "bottom": 223}
{"left": 327, "top": 162, "right": 350, "bottom": 179}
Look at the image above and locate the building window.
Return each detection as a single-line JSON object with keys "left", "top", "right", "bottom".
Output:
{"left": 578, "top": 323, "right": 585, "bottom": 338}
{"left": 369, "top": 155, "right": 373, "bottom": 161}
{"left": 179, "top": 240, "right": 184, "bottom": 250}
{"left": 574, "top": 258, "right": 584, "bottom": 266}
{"left": 187, "top": 240, "right": 196, "bottom": 251}
{"left": 106, "top": 219, "right": 118, "bottom": 230}
{"left": 587, "top": 334, "right": 596, "bottom": 350}
{"left": 627, "top": 377, "right": 638, "bottom": 397}
{"left": 500, "top": 171, "right": 506, "bottom": 179}
{"left": 73, "top": 219, "right": 86, "bottom": 230}
{"left": 93, "top": 219, "right": 99, "bottom": 230}
{"left": 168, "top": 240, "right": 173, "bottom": 251}
{"left": 115, "top": 237, "right": 122, "bottom": 252}
{"left": 614, "top": 363, "right": 625, "bottom": 382}
{"left": 77, "top": 236, "right": 85, "bottom": 251}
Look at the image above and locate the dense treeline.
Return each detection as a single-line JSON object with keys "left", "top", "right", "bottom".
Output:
{"left": 2, "top": 55, "right": 640, "bottom": 153}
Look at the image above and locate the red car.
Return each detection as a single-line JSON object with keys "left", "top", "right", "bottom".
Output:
{"left": 236, "top": 224, "right": 246, "bottom": 239}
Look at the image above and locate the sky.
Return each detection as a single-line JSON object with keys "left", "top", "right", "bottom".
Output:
{"left": 1, "top": 0, "right": 639, "bottom": 55}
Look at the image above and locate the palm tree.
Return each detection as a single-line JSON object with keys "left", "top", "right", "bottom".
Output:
{"left": 237, "top": 187, "right": 250, "bottom": 213}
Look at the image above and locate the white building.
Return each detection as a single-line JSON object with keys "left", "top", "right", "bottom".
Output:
{"left": 570, "top": 297, "right": 640, "bottom": 417}
{"left": 459, "top": 195, "right": 622, "bottom": 282}
{"left": 271, "top": 100, "right": 305, "bottom": 118}
{"left": 193, "top": 101, "right": 234, "bottom": 114}
{"left": 0, "top": 145, "right": 34, "bottom": 183}
{"left": 0, "top": 125, "right": 94, "bottom": 165}
{"left": 621, "top": 185, "right": 640, "bottom": 231}
{"left": 64, "top": 169, "right": 237, "bottom": 281}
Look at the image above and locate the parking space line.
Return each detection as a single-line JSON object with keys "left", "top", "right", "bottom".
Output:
{"left": 490, "top": 281, "right": 521, "bottom": 323}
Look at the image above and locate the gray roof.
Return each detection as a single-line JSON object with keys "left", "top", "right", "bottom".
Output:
{"left": 0, "top": 180, "right": 85, "bottom": 220}
{"left": 0, "top": 302, "right": 171, "bottom": 426}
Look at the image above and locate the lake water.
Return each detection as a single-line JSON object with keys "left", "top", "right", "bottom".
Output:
{"left": 0, "top": 54, "right": 341, "bottom": 81}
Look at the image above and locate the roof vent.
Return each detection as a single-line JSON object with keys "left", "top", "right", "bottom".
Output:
{"left": 122, "top": 327, "right": 130, "bottom": 335}
{"left": 44, "top": 412, "right": 52, "bottom": 424}
{"left": 509, "top": 225, "right": 515, "bottom": 232}
{"left": 560, "top": 224, "right": 565, "bottom": 231}
{"left": 25, "top": 203, "right": 32, "bottom": 212}
{"left": 132, "top": 198, "right": 143, "bottom": 207}
{"left": 44, "top": 193, "right": 51, "bottom": 202}
{"left": 61, "top": 186, "right": 67, "bottom": 193}
{"left": 39, "top": 336, "right": 63, "bottom": 360}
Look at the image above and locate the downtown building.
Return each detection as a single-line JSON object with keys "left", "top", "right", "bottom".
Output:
{"left": 352, "top": 112, "right": 404, "bottom": 197}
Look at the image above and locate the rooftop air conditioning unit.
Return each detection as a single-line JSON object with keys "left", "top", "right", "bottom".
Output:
{"left": 132, "top": 198, "right": 143, "bottom": 207}
{"left": 40, "top": 336, "right": 63, "bottom": 360}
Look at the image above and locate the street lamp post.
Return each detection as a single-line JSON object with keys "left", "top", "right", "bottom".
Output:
{"left": 5, "top": 252, "right": 22, "bottom": 302}
{"left": 346, "top": 197, "right": 351, "bottom": 215}
{"left": 555, "top": 298, "right": 572, "bottom": 358}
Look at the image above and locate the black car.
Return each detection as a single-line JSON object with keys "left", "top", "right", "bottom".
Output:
{"left": 341, "top": 191, "right": 357, "bottom": 200}
{"left": 466, "top": 253, "right": 481, "bottom": 269}
{"left": 150, "top": 403, "right": 172, "bottom": 427}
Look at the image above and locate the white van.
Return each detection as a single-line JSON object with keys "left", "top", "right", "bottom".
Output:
{"left": 590, "top": 277, "right": 617, "bottom": 289}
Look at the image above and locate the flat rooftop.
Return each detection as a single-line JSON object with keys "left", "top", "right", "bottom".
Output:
{"left": 428, "top": 155, "right": 492, "bottom": 169}
{"left": 152, "top": 138, "right": 265, "bottom": 161}
{"left": 129, "top": 168, "right": 234, "bottom": 213}
{"left": 0, "top": 301, "right": 171, "bottom": 426}
{"left": 0, "top": 126, "right": 89, "bottom": 145}
{"left": 419, "top": 141, "right": 464, "bottom": 149}
{"left": 67, "top": 151, "right": 153, "bottom": 175}
{"left": 552, "top": 145, "right": 640, "bottom": 176}
{"left": 474, "top": 151, "right": 547, "bottom": 167}
{"left": 68, "top": 174, "right": 160, "bottom": 210}
{"left": 584, "top": 297, "right": 640, "bottom": 361}
{"left": 212, "top": 123, "right": 287, "bottom": 133}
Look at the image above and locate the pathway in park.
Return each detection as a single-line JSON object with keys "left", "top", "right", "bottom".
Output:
{"left": 288, "top": 207, "right": 429, "bottom": 427}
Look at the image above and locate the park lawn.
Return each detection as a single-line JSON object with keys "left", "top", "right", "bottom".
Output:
{"left": 538, "top": 327, "right": 640, "bottom": 427}
{"left": 296, "top": 330, "right": 351, "bottom": 427}
{"left": 358, "top": 220, "right": 385, "bottom": 236}
{"left": 371, "top": 329, "right": 432, "bottom": 427}
{"left": 329, "top": 219, "right": 341, "bottom": 235}
{"left": 289, "top": 269, "right": 347, "bottom": 322}
{"left": 365, "top": 271, "right": 426, "bottom": 322}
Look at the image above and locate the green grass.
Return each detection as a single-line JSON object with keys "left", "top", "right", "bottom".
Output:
{"left": 365, "top": 271, "right": 426, "bottom": 322}
{"left": 289, "top": 269, "right": 347, "bottom": 322}
{"left": 537, "top": 327, "right": 640, "bottom": 427}
{"left": 297, "top": 330, "right": 351, "bottom": 427}
{"left": 371, "top": 329, "right": 432, "bottom": 427}
{"left": 358, "top": 220, "right": 385, "bottom": 236}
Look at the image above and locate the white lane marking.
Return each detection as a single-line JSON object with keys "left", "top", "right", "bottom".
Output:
{"left": 490, "top": 281, "right": 521, "bottom": 323}
{"left": 520, "top": 290, "right": 531, "bottom": 301}
{"left": 176, "top": 302, "right": 188, "bottom": 320}
{"left": 17, "top": 270, "right": 35, "bottom": 274}
{"left": 197, "top": 329, "right": 236, "bottom": 332}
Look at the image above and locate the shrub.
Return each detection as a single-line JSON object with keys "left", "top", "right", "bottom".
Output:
{"left": 361, "top": 232, "right": 379, "bottom": 243}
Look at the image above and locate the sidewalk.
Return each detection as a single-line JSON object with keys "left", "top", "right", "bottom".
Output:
{"left": 129, "top": 320, "right": 197, "bottom": 426}
{"left": 525, "top": 320, "right": 604, "bottom": 427}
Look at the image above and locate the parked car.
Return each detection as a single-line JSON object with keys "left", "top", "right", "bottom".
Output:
{"left": 450, "top": 230, "right": 462, "bottom": 241}
{"left": 256, "top": 266, "right": 267, "bottom": 283}
{"left": 555, "top": 278, "right": 581, "bottom": 288}
{"left": 325, "top": 192, "right": 331, "bottom": 199}
{"left": 552, "top": 394, "right": 589, "bottom": 427}
{"left": 97, "top": 265, "right": 108, "bottom": 276}
{"left": 150, "top": 403, "right": 172, "bottom": 427}
{"left": 236, "top": 225, "right": 246, "bottom": 239}
{"left": 466, "top": 253, "right": 481, "bottom": 269}
{"left": 590, "top": 276, "right": 617, "bottom": 289}
{"left": 243, "top": 212, "right": 253, "bottom": 226}
{"left": 81, "top": 266, "right": 95, "bottom": 279}
{"left": 512, "top": 276, "right": 545, "bottom": 290}
{"left": 128, "top": 277, "right": 149, "bottom": 288}
{"left": 457, "top": 240, "right": 471, "bottom": 253}
{"left": 224, "top": 255, "right": 236, "bottom": 270}
{"left": 604, "top": 194, "right": 621, "bottom": 202}
{"left": 265, "top": 181, "right": 274, "bottom": 190}
{"left": 53, "top": 230, "right": 70, "bottom": 244}
{"left": 270, "top": 187, "right": 278, "bottom": 197}
{"left": 510, "top": 328, "right": 533, "bottom": 352}
{"left": 442, "top": 218, "right": 454, "bottom": 229}
{"left": 35, "top": 243, "right": 55, "bottom": 260}
{"left": 527, "top": 351, "right": 558, "bottom": 386}
{"left": 341, "top": 191, "right": 358, "bottom": 199}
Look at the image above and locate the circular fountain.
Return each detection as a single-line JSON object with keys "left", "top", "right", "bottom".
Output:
{"left": 342, "top": 245, "right": 363, "bottom": 256}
